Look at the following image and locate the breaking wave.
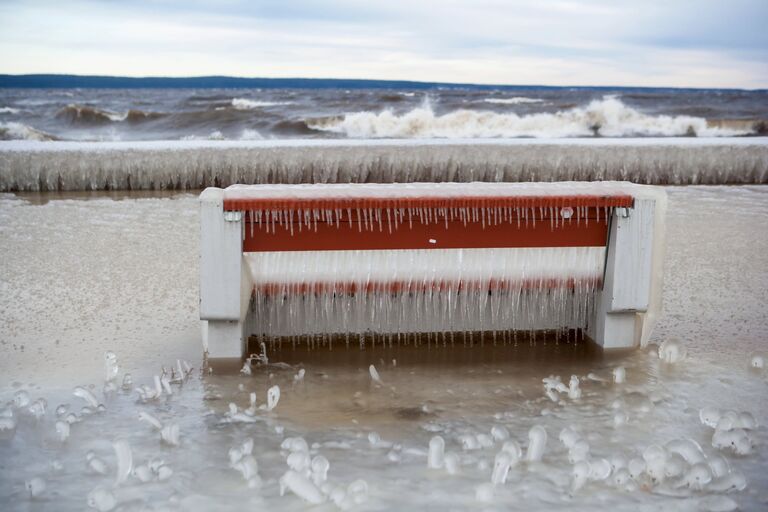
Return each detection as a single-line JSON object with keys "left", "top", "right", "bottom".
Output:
{"left": 484, "top": 97, "right": 544, "bottom": 105}
{"left": 307, "top": 97, "right": 756, "bottom": 138}
{"left": 55, "top": 104, "right": 165, "bottom": 125}
{"left": 0, "top": 106, "right": 20, "bottom": 114}
{"left": 0, "top": 122, "right": 58, "bottom": 141}
{"left": 180, "top": 129, "right": 264, "bottom": 141}
{"left": 231, "top": 98, "right": 293, "bottom": 110}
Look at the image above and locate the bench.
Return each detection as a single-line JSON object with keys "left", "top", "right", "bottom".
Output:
{"left": 200, "top": 182, "right": 665, "bottom": 363}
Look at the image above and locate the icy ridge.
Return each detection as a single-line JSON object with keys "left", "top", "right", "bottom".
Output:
{"left": 1, "top": 138, "right": 766, "bottom": 191}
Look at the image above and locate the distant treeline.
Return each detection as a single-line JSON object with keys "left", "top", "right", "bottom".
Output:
{"left": 0, "top": 74, "right": 756, "bottom": 92}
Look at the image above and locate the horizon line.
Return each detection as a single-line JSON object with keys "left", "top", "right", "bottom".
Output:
{"left": 1, "top": 73, "right": 765, "bottom": 92}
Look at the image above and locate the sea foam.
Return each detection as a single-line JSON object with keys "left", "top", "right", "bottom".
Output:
{"left": 307, "top": 98, "right": 755, "bottom": 138}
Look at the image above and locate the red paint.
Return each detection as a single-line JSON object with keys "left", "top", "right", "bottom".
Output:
{"left": 224, "top": 194, "right": 634, "bottom": 212}
{"left": 243, "top": 216, "right": 609, "bottom": 251}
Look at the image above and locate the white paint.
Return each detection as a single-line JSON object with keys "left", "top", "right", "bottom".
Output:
{"left": 589, "top": 192, "right": 665, "bottom": 349}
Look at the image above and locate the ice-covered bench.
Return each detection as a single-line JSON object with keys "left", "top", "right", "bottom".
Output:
{"left": 200, "top": 182, "right": 665, "bottom": 363}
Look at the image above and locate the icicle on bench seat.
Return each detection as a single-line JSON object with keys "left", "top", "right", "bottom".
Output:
{"left": 199, "top": 182, "right": 665, "bottom": 363}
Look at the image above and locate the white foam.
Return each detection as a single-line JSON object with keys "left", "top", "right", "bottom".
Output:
{"left": 484, "top": 97, "right": 544, "bottom": 105}
{"left": 0, "top": 121, "right": 55, "bottom": 141}
{"left": 239, "top": 129, "right": 264, "bottom": 140}
{"left": 308, "top": 98, "right": 753, "bottom": 138}
{"left": 180, "top": 130, "right": 226, "bottom": 141}
{"left": 232, "top": 98, "right": 292, "bottom": 110}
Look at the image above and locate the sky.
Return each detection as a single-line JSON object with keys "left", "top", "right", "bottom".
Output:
{"left": 0, "top": 0, "right": 766, "bottom": 89}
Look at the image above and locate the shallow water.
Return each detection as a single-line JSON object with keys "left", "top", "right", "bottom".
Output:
{"left": 1, "top": 186, "right": 767, "bottom": 511}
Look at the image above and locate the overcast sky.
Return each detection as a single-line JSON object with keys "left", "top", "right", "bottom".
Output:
{"left": 0, "top": 0, "right": 766, "bottom": 89}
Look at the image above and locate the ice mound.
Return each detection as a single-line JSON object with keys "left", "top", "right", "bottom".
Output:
{"left": 658, "top": 338, "right": 687, "bottom": 363}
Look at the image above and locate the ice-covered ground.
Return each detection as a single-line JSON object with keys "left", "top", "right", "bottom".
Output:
{"left": 0, "top": 186, "right": 767, "bottom": 511}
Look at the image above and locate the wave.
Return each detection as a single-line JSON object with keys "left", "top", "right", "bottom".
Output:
{"left": 180, "top": 131, "right": 227, "bottom": 141}
{"left": 0, "top": 107, "right": 20, "bottom": 114}
{"left": 274, "top": 119, "right": 324, "bottom": 136}
{"left": 55, "top": 104, "right": 164, "bottom": 125}
{"left": 0, "top": 122, "right": 58, "bottom": 141}
{"left": 231, "top": 98, "right": 293, "bottom": 110}
{"left": 307, "top": 97, "right": 757, "bottom": 138}
{"left": 55, "top": 104, "right": 124, "bottom": 124}
{"left": 484, "top": 97, "right": 544, "bottom": 105}
{"left": 123, "top": 109, "right": 166, "bottom": 123}
{"left": 178, "top": 129, "right": 263, "bottom": 141}
{"left": 379, "top": 94, "right": 407, "bottom": 102}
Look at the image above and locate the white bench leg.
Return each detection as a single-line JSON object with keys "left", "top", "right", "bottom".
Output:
{"left": 589, "top": 201, "right": 655, "bottom": 350}
{"left": 590, "top": 305, "right": 637, "bottom": 349}
{"left": 203, "top": 320, "right": 245, "bottom": 359}
{"left": 199, "top": 187, "right": 251, "bottom": 363}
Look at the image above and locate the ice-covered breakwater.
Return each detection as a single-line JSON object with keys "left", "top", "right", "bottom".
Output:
{"left": 1, "top": 138, "right": 767, "bottom": 191}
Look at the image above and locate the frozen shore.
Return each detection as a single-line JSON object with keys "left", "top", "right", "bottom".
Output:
{"left": 1, "top": 138, "right": 767, "bottom": 191}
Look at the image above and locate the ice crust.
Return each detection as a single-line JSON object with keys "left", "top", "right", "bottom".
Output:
{"left": 1, "top": 138, "right": 766, "bottom": 191}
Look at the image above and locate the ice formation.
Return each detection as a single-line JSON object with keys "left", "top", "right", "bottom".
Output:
{"left": 612, "top": 366, "right": 626, "bottom": 384}
{"left": 2, "top": 138, "right": 766, "bottom": 191}
{"left": 1, "top": 344, "right": 764, "bottom": 509}
{"left": 138, "top": 411, "right": 180, "bottom": 446}
{"left": 25, "top": 477, "right": 46, "bottom": 499}
{"left": 658, "top": 338, "right": 687, "bottom": 363}
{"left": 86, "top": 451, "right": 109, "bottom": 475}
{"left": 13, "top": 390, "right": 30, "bottom": 409}
{"left": 73, "top": 386, "right": 100, "bottom": 409}
{"left": 113, "top": 440, "right": 133, "bottom": 485}
{"left": 276, "top": 434, "right": 368, "bottom": 508}
{"left": 87, "top": 487, "right": 116, "bottom": 511}
{"left": 427, "top": 435, "right": 445, "bottom": 469}
{"left": 525, "top": 425, "right": 547, "bottom": 462}
{"left": 0, "top": 412, "right": 17, "bottom": 440}
{"left": 266, "top": 385, "right": 281, "bottom": 411}
{"left": 104, "top": 351, "right": 119, "bottom": 384}
{"left": 369, "top": 365, "right": 382, "bottom": 384}
{"left": 567, "top": 375, "right": 582, "bottom": 399}
{"left": 444, "top": 452, "right": 460, "bottom": 475}
{"left": 55, "top": 420, "right": 71, "bottom": 442}
{"left": 230, "top": 439, "right": 261, "bottom": 488}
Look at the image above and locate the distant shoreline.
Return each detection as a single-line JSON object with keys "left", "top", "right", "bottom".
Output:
{"left": 1, "top": 74, "right": 766, "bottom": 92}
